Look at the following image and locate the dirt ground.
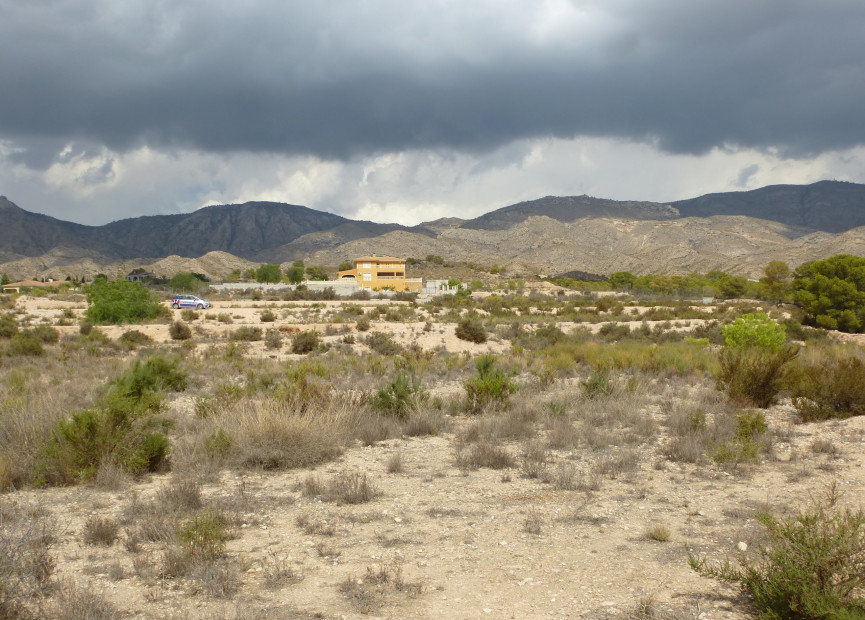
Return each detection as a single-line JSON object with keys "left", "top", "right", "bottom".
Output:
{"left": 4, "top": 295, "right": 865, "bottom": 619}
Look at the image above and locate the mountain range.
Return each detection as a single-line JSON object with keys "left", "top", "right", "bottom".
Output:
{"left": 1, "top": 180, "right": 865, "bottom": 281}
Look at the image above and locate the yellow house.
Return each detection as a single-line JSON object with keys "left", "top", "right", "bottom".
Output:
{"left": 337, "top": 254, "right": 422, "bottom": 293}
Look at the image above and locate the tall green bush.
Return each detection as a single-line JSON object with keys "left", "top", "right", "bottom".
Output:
{"left": 85, "top": 279, "right": 161, "bottom": 324}
{"left": 792, "top": 356, "right": 865, "bottom": 421}
{"left": 464, "top": 355, "right": 517, "bottom": 413}
{"left": 718, "top": 313, "right": 797, "bottom": 408}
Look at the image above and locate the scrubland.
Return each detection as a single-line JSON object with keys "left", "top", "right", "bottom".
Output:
{"left": 1, "top": 289, "right": 864, "bottom": 619}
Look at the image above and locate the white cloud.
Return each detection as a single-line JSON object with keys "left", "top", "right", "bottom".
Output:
{"left": 2, "top": 137, "right": 865, "bottom": 226}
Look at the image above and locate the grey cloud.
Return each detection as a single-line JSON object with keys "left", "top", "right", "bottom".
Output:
{"left": 1, "top": 0, "right": 864, "bottom": 165}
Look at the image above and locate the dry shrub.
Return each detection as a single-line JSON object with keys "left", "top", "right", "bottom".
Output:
{"left": 592, "top": 449, "right": 639, "bottom": 479}
{"left": 219, "top": 399, "right": 349, "bottom": 470}
{"left": 0, "top": 502, "right": 56, "bottom": 617}
{"left": 455, "top": 442, "right": 515, "bottom": 471}
{"left": 339, "top": 561, "right": 421, "bottom": 613}
{"left": 83, "top": 517, "right": 120, "bottom": 547}
{"left": 47, "top": 580, "right": 121, "bottom": 620}
{"left": 402, "top": 408, "right": 446, "bottom": 437}
{"left": 386, "top": 453, "right": 403, "bottom": 474}
{"left": 792, "top": 356, "right": 865, "bottom": 421}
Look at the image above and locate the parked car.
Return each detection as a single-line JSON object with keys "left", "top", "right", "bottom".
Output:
{"left": 171, "top": 294, "right": 211, "bottom": 310}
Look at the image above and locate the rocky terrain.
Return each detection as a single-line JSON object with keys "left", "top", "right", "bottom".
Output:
{"left": 3, "top": 181, "right": 865, "bottom": 282}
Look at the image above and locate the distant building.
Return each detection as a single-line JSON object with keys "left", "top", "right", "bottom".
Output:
{"left": 337, "top": 254, "right": 422, "bottom": 293}
{"left": 125, "top": 270, "right": 153, "bottom": 283}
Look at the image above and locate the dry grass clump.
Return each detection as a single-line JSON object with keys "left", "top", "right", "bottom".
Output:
{"left": 301, "top": 471, "right": 381, "bottom": 505}
{"left": 339, "top": 561, "right": 422, "bottom": 613}
{"left": 209, "top": 399, "right": 351, "bottom": 471}
{"left": 47, "top": 580, "right": 122, "bottom": 620}
{"left": 647, "top": 523, "right": 672, "bottom": 542}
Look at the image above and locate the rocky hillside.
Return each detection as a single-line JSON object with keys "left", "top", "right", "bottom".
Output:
{"left": 2, "top": 181, "right": 865, "bottom": 281}
{"left": 0, "top": 198, "right": 424, "bottom": 262}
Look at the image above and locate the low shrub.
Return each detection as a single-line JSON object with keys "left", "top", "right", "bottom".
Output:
{"left": 356, "top": 316, "right": 371, "bottom": 332}
{"left": 82, "top": 517, "right": 120, "bottom": 547}
{"left": 119, "top": 329, "right": 152, "bottom": 349}
{"left": 31, "top": 324, "right": 59, "bottom": 344}
{"left": 291, "top": 330, "right": 320, "bottom": 354}
{"left": 372, "top": 371, "right": 429, "bottom": 419}
{"left": 582, "top": 367, "right": 613, "bottom": 398}
{"left": 264, "top": 328, "right": 282, "bottom": 350}
{"left": 260, "top": 309, "right": 277, "bottom": 322}
{"left": 792, "top": 356, "right": 865, "bottom": 421}
{"left": 464, "top": 355, "right": 517, "bottom": 413}
{"left": 178, "top": 509, "right": 230, "bottom": 561}
{"left": 230, "top": 326, "right": 262, "bottom": 341}
{"left": 366, "top": 332, "right": 401, "bottom": 355}
{"left": 180, "top": 309, "right": 198, "bottom": 322}
{"left": 8, "top": 331, "right": 44, "bottom": 356}
{"left": 689, "top": 484, "right": 865, "bottom": 618}
{"left": 0, "top": 313, "right": 17, "bottom": 338}
{"left": 169, "top": 320, "right": 192, "bottom": 340}
{"left": 455, "top": 318, "right": 487, "bottom": 343}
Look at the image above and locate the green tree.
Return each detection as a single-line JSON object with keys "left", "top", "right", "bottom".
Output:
{"left": 85, "top": 279, "right": 161, "bottom": 324}
{"left": 229, "top": 268, "right": 241, "bottom": 282}
{"left": 338, "top": 261, "right": 354, "bottom": 272}
{"left": 242, "top": 268, "right": 256, "bottom": 281}
{"left": 609, "top": 271, "right": 636, "bottom": 290}
{"left": 255, "top": 263, "right": 283, "bottom": 284}
{"left": 169, "top": 271, "right": 205, "bottom": 293}
{"left": 760, "top": 260, "right": 791, "bottom": 302}
{"left": 285, "top": 266, "right": 304, "bottom": 284}
{"left": 0, "top": 272, "right": 10, "bottom": 286}
{"left": 793, "top": 254, "right": 865, "bottom": 332}
{"left": 305, "top": 266, "right": 329, "bottom": 281}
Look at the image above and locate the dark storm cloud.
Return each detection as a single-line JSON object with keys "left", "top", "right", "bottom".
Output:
{"left": 2, "top": 0, "right": 864, "bottom": 166}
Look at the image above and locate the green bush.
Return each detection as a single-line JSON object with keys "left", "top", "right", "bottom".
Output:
{"left": 365, "top": 332, "right": 401, "bottom": 355}
{"left": 35, "top": 355, "right": 184, "bottom": 485}
{"left": 582, "top": 367, "right": 613, "bottom": 398}
{"left": 169, "top": 320, "right": 192, "bottom": 340}
{"left": 455, "top": 318, "right": 488, "bottom": 343}
{"left": 464, "top": 355, "right": 517, "bottom": 413}
{"left": 8, "top": 331, "right": 44, "bottom": 356}
{"left": 178, "top": 509, "right": 230, "bottom": 561}
{"left": 356, "top": 315, "right": 371, "bottom": 332}
{"left": 260, "top": 309, "right": 277, "bottom": 322}
{"left": 373, "top": 371, "right": 429, "bottom": 419}
{"left": 31, "top": 325, "right": 59, "bottom": 344}
{"left": 792, "top": 356, "right": 865, "bottom": 421}
{"left": 264, "top": 328, "right": 282, "bottom": 350}
{"left": 85, "top": 279, "right": 161, "bottom": 324}
{"left": 689, "top": 484, "right": 865, "bottom": 618}
{"left": 0, "top": 313, "right": 19, "bottom": 338}
{"left": 717, "top": 346, "right": 798, "bottom": 408}
{"left": 230, "top": 326, "right": 262, "bottom": 341}
{"left": 793, "top": 254, "right": 865, "bottom": 332}
{"left": 180, "top": 308, "right": 198, "bottom": 322}
{"left": 119, "top": 329, "right": 152, "bottom": 349}
{"left": 291, "top": 330, "right": 320, "bottom": 354}
{"left": 722, "top": 313, "right": 786, "bottom": 351}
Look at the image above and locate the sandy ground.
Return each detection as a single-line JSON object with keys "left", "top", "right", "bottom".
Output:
{"left": 4, "top": 295, "right": 865, "bottom": 619}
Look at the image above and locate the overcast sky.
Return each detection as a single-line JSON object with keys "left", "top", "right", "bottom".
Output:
{"left": 2, "top": 0, "right": 865, "bottom": 226}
